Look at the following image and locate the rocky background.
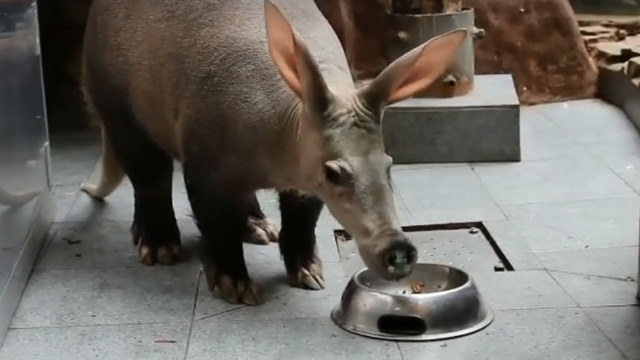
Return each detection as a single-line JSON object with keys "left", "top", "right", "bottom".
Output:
{"left": 581, "top": 19, "right": 640, "bottom": 86}
{"left": 27, "top": 0, "right": 637, "bottom": 130}
{"left": 316, "top": 0, "right": 600, "bottom": 105}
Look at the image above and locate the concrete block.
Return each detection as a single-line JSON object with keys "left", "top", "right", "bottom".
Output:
{"left": 381, "top": 74, "right": 521, "bottom": 164}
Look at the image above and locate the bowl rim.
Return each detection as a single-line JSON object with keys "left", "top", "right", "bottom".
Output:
{"left": 351, "top": 262, "right": 473, "bottom": 298}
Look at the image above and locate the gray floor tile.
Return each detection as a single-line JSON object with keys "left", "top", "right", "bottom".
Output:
{"left": 193, "top": 245, "right": 290, "bottom": 320}
{"left": 482, "top": 220, "right": 544, "bottom": 270}
{"left": 63, "top": 179, "right": 345, "bottom": 261}
{"left": 10, "top": 266, "right": 199, "bottom": 328}
{"left": 586, "top": 138, "right": 640, "bottom": 158}
{"left": 518, "top": 106, "right": 589, "bottom": 162}
{"left": 337, "top": 227, "right": 504, "bottom": 276}
{"left": 550, "top": 271, "right": 638, "bottom": 307}
{"left": 473, "top": 157, "right": 636, "bottom": 206}
{"left": 65, "top": 172, "right": 194, "bottom": 222}
{"left": 335, "top": 229, "right": 574, "bottom": 311}
{"left": 192, "top": 272, "right": 247, "bottom": 321}
{"left": 6, "top": 101, "right": 640, "bottom": 358}
{"left": 230, "top": 189, "right": 339, "bottom": 231}
{"left": 598, "top": 153, "right": 640, "bottom": 195}
{"left": 537, "top": 99, "right": 639, "bottom": 145}
{"left": 0, "top": 322, "right": 189, "bottom": 360}
{"left": 35, "top": 219, "right": 201, "bottom": 270}
{"left": 586, "top": 306, "right": 640, "bottom": 360}
{"left": 315, "top": 230, "right": 342, "bottom": 264}
{"left": 51, "top": 185, "right": 80, "bottom": 222}
{"left": 538, "top": 99, "right": 640, "bottom": 166}
{"left": 212, "top": 262, "right": 347, "bottom": 321}
{"left": 538, "top": 246, "right": 638, "bottom": 281}
{"left": 186, "top": 317, "right": 403, "bottom": 360}
{"left": 252, "top": 191, "right": 341, "bottom": 264}
{"left": 64, "top": 183, "right": 137, "bottom": 222}
{"left": 473, "top": 270, "right": 577, "bottom": 310}
{"left": 195, "top": 243, "right": 347, "bottom": 322}
{"left": 389, "top": 165, "right": 505, "bottom": 225}
{"left": 399, "top": 308, "right": 626, "bottom": 360}
{"left": 501, "top": 197, "right": 640, "bottom": 252}
{"left": 49, "top": 130, "right": 101, "bottom": 187}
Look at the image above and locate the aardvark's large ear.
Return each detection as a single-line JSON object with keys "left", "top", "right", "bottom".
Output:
{"left": 264, "top": 0, "right": 330, "bottom": 111}
{"left": 358, "top": 28, "right": 468, "bottom": 108}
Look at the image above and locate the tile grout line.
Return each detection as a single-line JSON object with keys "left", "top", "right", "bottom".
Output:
{"left": 590, "top": 152, "right": 640, "bottom": 197}
{"left": 395, "top": 342, "right": 406, "bottom": 360}
{"left": 194, "top": 305, "right": 247, "bottom": 322}
{"left": 528, "top": 244, "right": 639, "bottom": 254}
{"left": 51, "top": 184, "right": 83, "bottom": 222}
{"left": 579, "top": 303, "right": 640, "bottom": 309}
{"left": 183, "top": 270, "right": 202, "bottom": 360}
{"left": 8, "top": 320, "right": 184, "bottom": 331}
{"left": 582, "top": 307, "right": 632, "bottom": 360}
{"left": 546, "top": 269, "right": 637, "bottom": 282}
{"left": 477, "top": 193, "right": 639, "bottom": 210}
{"left": 468, "top": 164, "right": 510, "bottom": 221}
{"left": 545, "top": 269, "right": 583, "bottom": 309}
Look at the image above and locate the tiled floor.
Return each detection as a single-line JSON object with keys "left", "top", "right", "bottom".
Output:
{"left": 1, "top": 99, "right": 639, "bottom": 359}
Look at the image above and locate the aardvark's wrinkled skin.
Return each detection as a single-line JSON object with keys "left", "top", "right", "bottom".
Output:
{"left": 79, "top": 0, "right": 467, "bottom": 305}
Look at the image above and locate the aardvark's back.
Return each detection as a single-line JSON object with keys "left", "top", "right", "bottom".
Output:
{"left": 82, "top": 0, "right": 351, "bottom": 159}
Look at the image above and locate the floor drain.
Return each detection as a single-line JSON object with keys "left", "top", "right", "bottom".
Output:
{"left": 333, "top": 221, "right": 514, "bottom": 274}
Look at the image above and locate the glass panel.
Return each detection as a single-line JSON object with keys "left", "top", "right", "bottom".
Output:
{"left": 0, "top": 0, "right": 51, "bottom": 302}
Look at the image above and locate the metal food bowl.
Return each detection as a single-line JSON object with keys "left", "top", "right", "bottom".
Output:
{"left": 330, "top": 263, "right": 494, "bottom": 341}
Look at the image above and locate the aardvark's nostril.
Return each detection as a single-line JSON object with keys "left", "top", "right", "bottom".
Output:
{"left": 386, "top": 252, "right": 398, "bottom": 267}
{"left": 383, "top": 240, "right": 417, "bottom": 278}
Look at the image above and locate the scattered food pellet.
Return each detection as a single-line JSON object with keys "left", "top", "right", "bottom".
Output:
{"left": 411, "top": 281, "right": 425, "bottom": 294}
{"left": 469, "top": 228, "right": 479, "bottom": 234}
{"left": 65, "top": 238, "right": 82, "bottom": 245}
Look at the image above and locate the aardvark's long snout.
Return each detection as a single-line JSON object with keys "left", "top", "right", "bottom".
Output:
{"left": 364, "top": 229, "right": 418, "bottom": 280}
{"left": 381, "top": 237, "right": 418, "bottom": 278}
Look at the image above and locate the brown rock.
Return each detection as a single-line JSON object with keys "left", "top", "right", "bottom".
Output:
{"left": 607, "top": 62, "right": 626, "bottom": 72}
{"left": 587, "top": 33, "right": 615, "bottom": 41}
{"left": 466, "top": 0, "right": 598, "bottom": 104}
{"left": 316, "top": 0, "right": 598, "bottom": 105}
{"left": 315, "top": 0, "right": 391, "bottom": 80}
{"left": 627, "top": 34, "right": 640, "bottom": 47}
{"left": 582, "top": 34, "right": 618, "bottom": 45}
{"left": 443, "top": 0, "right": 462, "bottom": 12}
{"left": 580, "top": 25, "right": 615, "bottom": 35}
{"left": 388, "top": 0, "right": 461, "bottom": 13}
{"left": 592, "top": 42, "right": 626, "bottom": 64}
{"left": 615, "top": 29, "right": 629, "bottom": 41}
{"left": 602, "top": 19, "right": 640, "bottom": 36}
{"left": 626, "top": 57, "right": 640, "bottom": 78}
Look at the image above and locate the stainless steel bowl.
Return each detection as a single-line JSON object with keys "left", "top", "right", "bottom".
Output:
{"left": 330, "top": 263, "right": 494, "bottom": 341}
